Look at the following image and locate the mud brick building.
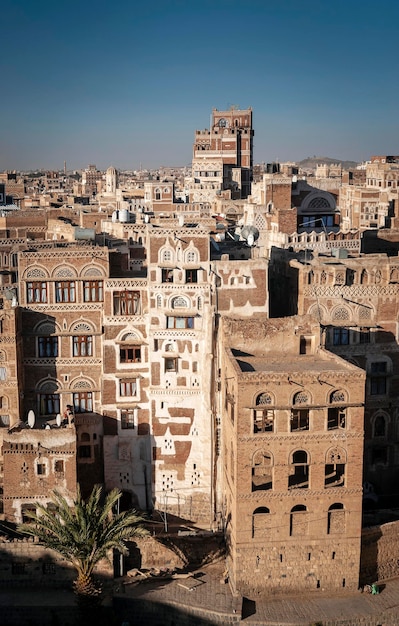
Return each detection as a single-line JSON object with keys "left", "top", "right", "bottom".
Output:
{"left": 220, "top": 316, "right": 365, "bottom": 594}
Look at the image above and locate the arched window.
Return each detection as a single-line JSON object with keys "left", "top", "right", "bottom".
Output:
{"left": 360, "top": 269, "right": 368, "bottom": 285}
{"left": 253, "top": 392, "right": 274, "bottom": 433}
{"left": 186, "top": 250, "right": 198, "bottom": 264}
{"left": 291, "top": 392, "right": 309, "bottom": 431}
{"left": 327, "top": 390, "right": 346, "bottom": 430}
{"left": 161, "top": 249, "right": 173, "bottom": 264}
{"left": 252, "top": 451, "right": 273, "bottom": 492}
{"left": 252, "top": 507, "right": 270, "bottom": 539}
{"left": 327, "top": 503, "right": 345, "bottom": 534}
{"left": 373, "top": 413, "right": 387, "bottom": 437}
{"left": 288, "top": 450, "right": 309, "bottom": 489}
{"left": 290, "top": 504, "right": 307, "bottom": 536}
{"left": 325, "top": 448, "right": 346, "bottom": 487}
{"left": 171, "top": 296, "right": 189, "bottom": 309}
{"left": 390, "top": 268, "right": 399, "bottom": 283}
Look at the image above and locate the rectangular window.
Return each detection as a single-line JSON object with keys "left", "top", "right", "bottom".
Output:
{"left": 325, "top": 463, "right": 345, "bottom": 487}
{"left": 371, "top": 362, "right": 387, "bottom": 374}
{"left": 164, "top": 357, "right": 178, "bottom": 372}
{"left": 78, "top": 445, "right": 91, "bottom": 458}
{"left": 360, "top": 328, "right": 371, "bottom": 344}
{"left": 327, "top": 407, "right": 346, "bottom": 430}
{"left": 27, "top": 281, "right": 47, "bottom": 303}
{"left": 38, "top": 336, "right": 58, "bottom": 358}
{"left": 55, "top": 281, "right": 76, "bottom": 303}
{"left": 185, "top": 269, "right": 198, "bottom": 283}
{"left": 166, "top": 316, "right": 194, "bottom": 329}
{"left": 83, "top": 280, "right": 103, "bottom": 302}
{"left": 73, "top": 335, "right": 93, "bottom": 357}
{"left": 39, "top": 394, "right": 60, "bottom": 415}
{"left": 161, "top": 269, "right": 174, "bottom": 283}
{"left": 370, "top": 378, "right": 387, "bottom": 395}
{"left": 73, "top": 391, "right": 93, "bottom": 413}
{"left": 37, "top": 463, "right": 46, "bottom": 476}
{"left": 113, "top": 291, "right": 141, "bottom": 315}
{"left": 119, "top": 379, "right": 137, "bottom": 397}
{"left": 290, "top": 409, "right": 309, "bottom": 431}
{"left": 370, "top": 362, "right": 387, "bottom": 395}
{"left": 121, "top": 409, "right": 136, "bottom": 430}
{"left": 0, "top": 414, "right": 10, "bottom": 427}
{"left": 0, "top": 367, "right": 6, "bottom": 381}
{"left": 333, "top": 327, "right": 349, "bottom": 345}
{"left": 120, "top": 346, "right": 141, "bottom": 363}
{"left": 253, "top": 409, "right": 274, "bottom": 433}
{"left": 54, "top": 460, "right": 65, "bottom": 475}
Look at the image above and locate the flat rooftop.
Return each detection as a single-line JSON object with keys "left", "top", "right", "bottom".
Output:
{"left": 232, "top": 350, "right": 357, "bottom": 374}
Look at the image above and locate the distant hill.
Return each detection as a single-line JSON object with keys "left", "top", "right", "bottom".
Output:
{"left": 298, "top": 156, "right": 359, "bottom": 171}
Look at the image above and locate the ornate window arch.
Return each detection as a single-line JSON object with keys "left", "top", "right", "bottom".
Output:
{"left": 52, "top": 265, "right": 78, "bottom": 278}
{"left": 25, "top": 266, "right": 49, "bottom": 280}
{"left": 81, "top": 266, "right": 104, "bottom": 278}
{"left": 171, "top": 295, "right": 189, "bottom": 309}
{"left": 71, "top": 321, "right": 93, "bottom": 334}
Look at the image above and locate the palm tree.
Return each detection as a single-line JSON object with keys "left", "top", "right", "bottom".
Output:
{"left": 18, "top": 485, "right": 148, "bottom": 604}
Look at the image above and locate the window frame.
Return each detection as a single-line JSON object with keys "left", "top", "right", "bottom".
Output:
{"left": 120, "top": 345, "right": 141, "bottom": 363}
{"left": 38, "top": 336, "right": 59, "bottom": 358}
{"left": 113, "top": 291, "right": 141, "bottom": 315}
{"left": 121, "top": 409, "right": 136, "bottom": 430}
{"left": 83, "top": 280, "right": 104, "bottom": 302}
{"left": 27, "top": 281, "right": 47, "bottom": 303}
{"left": 55, "top": 281, "right": 76, "bottom": 303}
{"left": 72, "top": 335, "right": 93, "bottom": 357}
{"left": 73, "top": 391, "right": 93, "bottom": 413}
{"left": 166, "top": 316, "right": 194, "bottom": 329}
{"left": 119, "top": 378, "right": 138, "bottom": 397}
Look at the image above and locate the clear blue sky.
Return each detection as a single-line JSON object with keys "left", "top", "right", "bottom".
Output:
{"left": 2, "top": 0, "right": 399, "bottom": 171}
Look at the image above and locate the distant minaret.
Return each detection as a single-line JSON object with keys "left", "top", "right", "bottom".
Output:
{"left": 64, "top": 160, "right": 67, "bottom": 175}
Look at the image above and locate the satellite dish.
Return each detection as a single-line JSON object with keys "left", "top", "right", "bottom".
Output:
{"left": 45, "top": 424, "right": 51, "bottom": 429}
{"left": 144, "top": 214, "right": 150, "bottom": 223}
{"left": 241, "top": 225, "right": 259, "bottom": 245}
{"left": 56, "top": 413, "right": 62, "bottom": 427}
{"left": 27, "top": 410, "right": 35, "bottom": 429}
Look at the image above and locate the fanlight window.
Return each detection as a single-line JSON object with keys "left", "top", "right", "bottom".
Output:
{"left": 171, "top": 296, "right": 189, "bottom": 309}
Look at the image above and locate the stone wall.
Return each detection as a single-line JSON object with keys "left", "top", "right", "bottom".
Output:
{"left": 360, "top": 520, "right": 399, "bottom": 584}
